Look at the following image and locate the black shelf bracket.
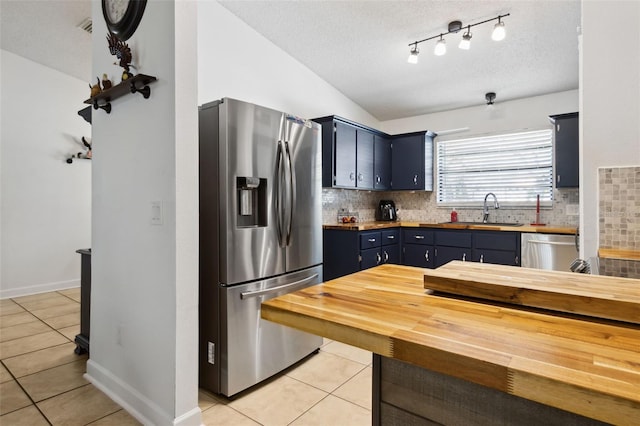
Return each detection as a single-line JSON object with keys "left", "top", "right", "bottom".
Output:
{"left": 84, "top": 74, "right": 157, "bottom": 114}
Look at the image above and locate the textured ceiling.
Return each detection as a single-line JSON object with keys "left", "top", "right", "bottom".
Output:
{"left": 0, "top": 0, "right": 580, "bottom": 121}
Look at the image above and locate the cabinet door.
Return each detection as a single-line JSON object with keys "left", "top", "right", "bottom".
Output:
{"left": 356, "top": 130, "right": 374, "bottom": 189}
{"left": 374, "top": 135, "right": 392, "bottom": 190}
{"left": 435, "top": 246, "right": 470, "bottom": 267}
{"left": 392, "top": 134, "right": 424, "bottom": 190}
{"left": 402, "top": 244, "right": 434, "bottom": 268}
{"left": 334, "top": 121, "right": 357, "bottom": 188}
{"left": 382, "top": 244, "right": 400, "bottom": 264}
{"left": 323, "top": 229, "right": 359, "bottom": 280}
{"left": 360, "top": 247, "right": 382, "bottom": 270}
{"left": 391, "top": 133, "right": 434, "bottom": 191}
{"left": 553, "top": 114, "right": 579, "bottom": 188}
{"left": 472, "top": 249, "right": 519, "bottom": 266}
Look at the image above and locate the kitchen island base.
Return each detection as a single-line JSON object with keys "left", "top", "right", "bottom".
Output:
{"left": 373, "top": 355, "right": 608, "bottom": 426}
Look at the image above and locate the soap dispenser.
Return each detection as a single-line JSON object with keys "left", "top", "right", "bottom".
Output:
{"left": 450, "top": 208, "right": 458, "bottom": 223}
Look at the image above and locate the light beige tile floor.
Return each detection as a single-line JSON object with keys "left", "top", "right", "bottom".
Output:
{"left": 1, "top": 289, "right": 373, "bottom": 425}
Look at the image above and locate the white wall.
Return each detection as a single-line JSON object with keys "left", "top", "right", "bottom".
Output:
{"left": 581, "top": 1, "right": 640, "bottom": 259}
{"left": 87, "top": 1, "right": 199, "bottom": 425}
{"left": 0, "top": 50, "right": 91, "bottom": 299}
{"left": 380, "top": 90, "right": 578, "bottom": 138}
{"left": 197, "top": 0, "right": 378, "bottom": 127}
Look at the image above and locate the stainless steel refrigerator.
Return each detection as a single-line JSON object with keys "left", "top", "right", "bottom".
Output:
{"left": 199, "top": 98, "right": 323, "bottom": 396}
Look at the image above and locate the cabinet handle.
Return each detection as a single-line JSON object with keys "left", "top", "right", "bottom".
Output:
{"left": 376, "top": 175, "right": 381, "bottom": 183}
{"left": 383, "top": 251, "right": 389, "bottom": 262}
{"left": 387, "top": 235, "right": 395, "bottom": 240}
{"left": 350, "top": 172, "right": 355, "bottom": 181}
{"left": 515, "top": 255, "right": 519, "bottom": 265}
{"left": 368, "top": 238, "right": 376, "bottom": 243}
{"left": 425, "top": 249, "right": 429, "bottom": 262}
{"left": 358, "top": 173, "right": 364, "bottom": 182}
{"left": 462, "top": 253, "right": 466, "bottom": 262}
{"left": 557, "top": 175, "right": 561, "bottom": 184}
{"left": 480, "top": 254, "right": 484, "bottom": 263}
{"left": 414, "top": 235, "right": 424, "bottom": 240}
{"left": 413, "top": 174, "right": 418, "bottom": 185}
{"left": 376, "top": 252, "right": 382, "bottom": 264}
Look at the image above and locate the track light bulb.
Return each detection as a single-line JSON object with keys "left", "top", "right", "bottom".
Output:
{"left": 407, "top": 45, "right": 419, "bottom": 64}
{"left": 434, "top": 37, "right": 446, "bottom": 56}
{"left": 492, "top": 20, "right": 506, "bottom": 41}
{"left": 459, "top": 29, "right": 472, "bottom": 50}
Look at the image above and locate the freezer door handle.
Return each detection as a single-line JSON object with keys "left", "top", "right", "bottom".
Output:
{"left": 527, "top": 240, "right": 575, "bottom": 246}
{"left": 284, "top": 140, "right": 295, "bottom": 246}
{"left": 240, "top": 274, "right": 319, "bottom": 300}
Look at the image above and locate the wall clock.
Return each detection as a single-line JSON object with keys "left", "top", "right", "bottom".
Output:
{"left": 102, "top": 0, "right": 147, "bottom": 41}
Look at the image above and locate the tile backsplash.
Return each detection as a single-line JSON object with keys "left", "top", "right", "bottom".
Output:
{"left": 322, "top": 188, "right": 579, "bottom": 227}
{"left": 598, "top": 166, "right": 640, "bottom": 250}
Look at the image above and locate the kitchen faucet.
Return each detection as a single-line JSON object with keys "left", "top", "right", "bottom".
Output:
{"left": 482, "top": 193, "right": 499, "bottom": 223}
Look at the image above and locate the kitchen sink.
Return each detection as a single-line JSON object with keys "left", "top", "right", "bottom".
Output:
{"left": 441, "top": 221, "right": 524, "bottom": 227}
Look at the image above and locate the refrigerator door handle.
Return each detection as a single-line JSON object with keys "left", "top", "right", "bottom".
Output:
{"left": 275, "top": 139, "right": 286, "bottom": 247}
{"left": 240, "top": 274, "right": 319, "bottom": 299}
{"left": 284, "top": 140, "right": 295, "bottom": 246}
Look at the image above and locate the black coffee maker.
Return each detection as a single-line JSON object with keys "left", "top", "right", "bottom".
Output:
{"left": 376, "top": 200, "right": 397, "bottom": 221}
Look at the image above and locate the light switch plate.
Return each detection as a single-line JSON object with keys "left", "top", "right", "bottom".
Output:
{"left": 151, "top": 201, "right": 163, "bottom": 225}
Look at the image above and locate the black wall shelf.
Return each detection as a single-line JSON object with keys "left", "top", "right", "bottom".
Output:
{"left": 84, "top": 74, "right": 157, "bottom": 113}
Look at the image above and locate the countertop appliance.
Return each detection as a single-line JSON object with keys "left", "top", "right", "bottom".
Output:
{"left": 521, "top": 233, "right": 579, "bottom": 272}
{"left": 199, "top": 98, "right": 323, "bottom": 396}
{"left": 376, "top": 200, "right": 397, "bottom": 221}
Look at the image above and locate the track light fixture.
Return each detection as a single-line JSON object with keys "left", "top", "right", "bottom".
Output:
{"left": 407, "top": 43, "right": 419, "bottom": 64}
{"left": 485, "top": 92, "right": 496, "bottom": 105}
{"left": 407, "top": 13, "right": 509, "bottom": 62}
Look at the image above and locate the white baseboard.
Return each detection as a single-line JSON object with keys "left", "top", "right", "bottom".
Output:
{"left": 85, "top": 360, "right": 202, "bottom": 426}
{"left": 0, "top": 279, "right": 80, "bottom": 299}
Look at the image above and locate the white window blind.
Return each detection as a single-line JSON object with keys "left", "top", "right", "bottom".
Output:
{"left": 436, "top": 129, "right": 553, "bottom": 207}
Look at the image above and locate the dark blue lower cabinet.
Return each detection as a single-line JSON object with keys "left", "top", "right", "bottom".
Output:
{"left": 435, "top": 246, "right": 470, "bottom": 268}
{"left": 361, "top": 247, "right": 382, "bottom": 269}
{"left": 403, "top": 244, "right": 434, "bottom": 268}
{"left": 473, "top": 249, "right": 520, "bottom": 266}
{"left": 381, "top": 244, "right": 400, "bottom": 265}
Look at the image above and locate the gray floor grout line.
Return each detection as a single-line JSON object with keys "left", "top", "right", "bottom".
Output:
{"left": 0, "top": 358, "right": 54, "bottom": 426}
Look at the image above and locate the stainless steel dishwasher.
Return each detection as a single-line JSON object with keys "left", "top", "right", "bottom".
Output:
{"left": 521, "top": 233, "right": 578, "bottom": 272}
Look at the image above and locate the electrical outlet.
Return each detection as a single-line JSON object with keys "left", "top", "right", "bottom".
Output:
{"left": 566, "top": 204, "right": 579, "bottom": 216}
{"left": 208, "top": 342, "right": 215, "bottom": 364}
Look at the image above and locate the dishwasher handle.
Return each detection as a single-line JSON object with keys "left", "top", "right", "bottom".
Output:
{"left": 527, "top": 240, "right": 575, "bottom": 246}
{"left": 240, "top": 274, "right": 319, "bottom": 300}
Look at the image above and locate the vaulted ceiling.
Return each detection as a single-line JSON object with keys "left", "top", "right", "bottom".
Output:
{"left": 1, "top": 0, "right": 580, "bottom": 121}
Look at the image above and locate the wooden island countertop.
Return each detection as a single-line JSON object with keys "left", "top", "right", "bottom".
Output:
{"left": 262, "top": 264, "right": 640, "bottom": 425}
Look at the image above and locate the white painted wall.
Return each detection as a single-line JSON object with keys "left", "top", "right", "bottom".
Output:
{"left": 0, "top": 50, "right": 91, "bottom": 299}
{"left": 380, "top": 90, "right": 578, "bottom": 139}
{"left": 86, "top": 1, "right": 199, "bottom": 425}
{"left": 197, "top": 0, "right": 378, "bottom": 127}
{"left": 581, "top": 1, "right": 640, "bottom": 259}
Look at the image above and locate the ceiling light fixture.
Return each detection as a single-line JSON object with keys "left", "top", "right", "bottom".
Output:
{"left": 407, "top": 43, "right": 419, "bottom": 64}
{"left": 407, "top": 13, "right": 509, "bottom": 60}
{"left": 485, "top": 92, "right": 496, "bottom": 105}
{"left": 492, "top": 17, "right": 506, "bottom": 41}
{"left": 434, "top": 36, "right": 446, "bottom": 56}
{"left": 458, "top": 26, "right": 472, "bottom": 50}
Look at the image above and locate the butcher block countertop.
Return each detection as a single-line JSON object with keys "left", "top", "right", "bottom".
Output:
{"left": 424, "top": 261, "right": 640, "bottom": 324}
{"left": 262, "top": 264, "right": 640, "bottom": 424}
{"left": 323, "top": 221, "right": 577, "bottom": 234}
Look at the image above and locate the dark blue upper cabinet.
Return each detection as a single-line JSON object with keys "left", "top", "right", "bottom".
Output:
{"left": 314, "top": 115, "right": 433, "bottom": 191}
{"left": 550, "top": 112, "right": 579, "bottom": 188}
{"left": 334, "top": 121, "right": 358, "bottom": 188}
{"left": 356, "top": 129, "right": 374, "bottom": 190}
{"left": 391, "top": 132, "right": 434, "bottom": 191}
{"left": 374, "top": 135, "right": 392, "bottom": 190}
